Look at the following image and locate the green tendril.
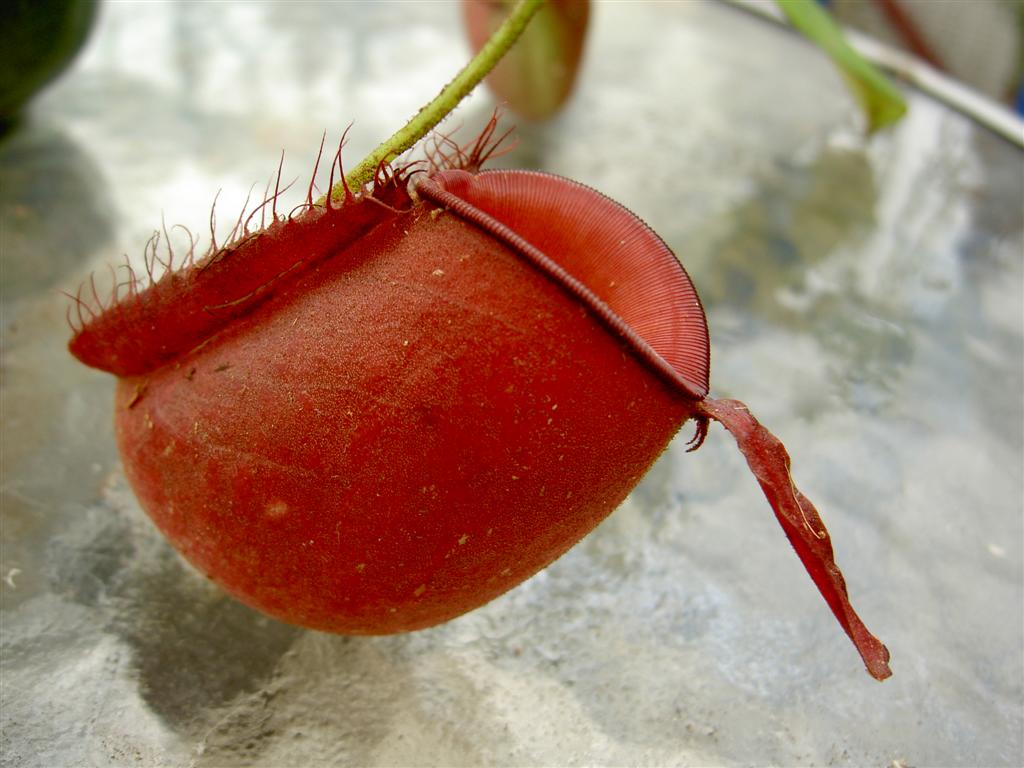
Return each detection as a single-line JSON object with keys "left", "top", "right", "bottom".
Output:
{"left": 326, "top": 0, "right": 543, "bottom": 203}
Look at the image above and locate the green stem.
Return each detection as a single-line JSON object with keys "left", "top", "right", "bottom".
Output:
{"left": 329, "top": 0, "right": 543, "bottom": 202}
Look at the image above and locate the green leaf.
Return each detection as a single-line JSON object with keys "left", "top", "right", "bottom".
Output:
{"left": 777, "top": 0, "right": 907, "bottom": 133}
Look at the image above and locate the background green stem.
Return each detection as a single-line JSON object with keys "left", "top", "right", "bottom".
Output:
{"left": 329, "top": 0, "right": 543, "bottom": 202}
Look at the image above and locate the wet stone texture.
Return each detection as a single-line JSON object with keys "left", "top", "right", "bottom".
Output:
{"left": 1, "top": 2, "right": 1022, "bottom": 766}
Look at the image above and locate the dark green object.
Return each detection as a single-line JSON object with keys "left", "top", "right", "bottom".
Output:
{"left": 0, "top": 0, "right": 98, "bottom": 123}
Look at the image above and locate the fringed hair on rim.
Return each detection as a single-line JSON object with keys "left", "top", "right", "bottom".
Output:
{"left": 66, "top": 115, "right": 517, "bottom": 372}
{"left": 424, "top": 109, "right": 517, "bottom": 175}
{"left": 67, "top": 129, "right": 417, "bottom": 377}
